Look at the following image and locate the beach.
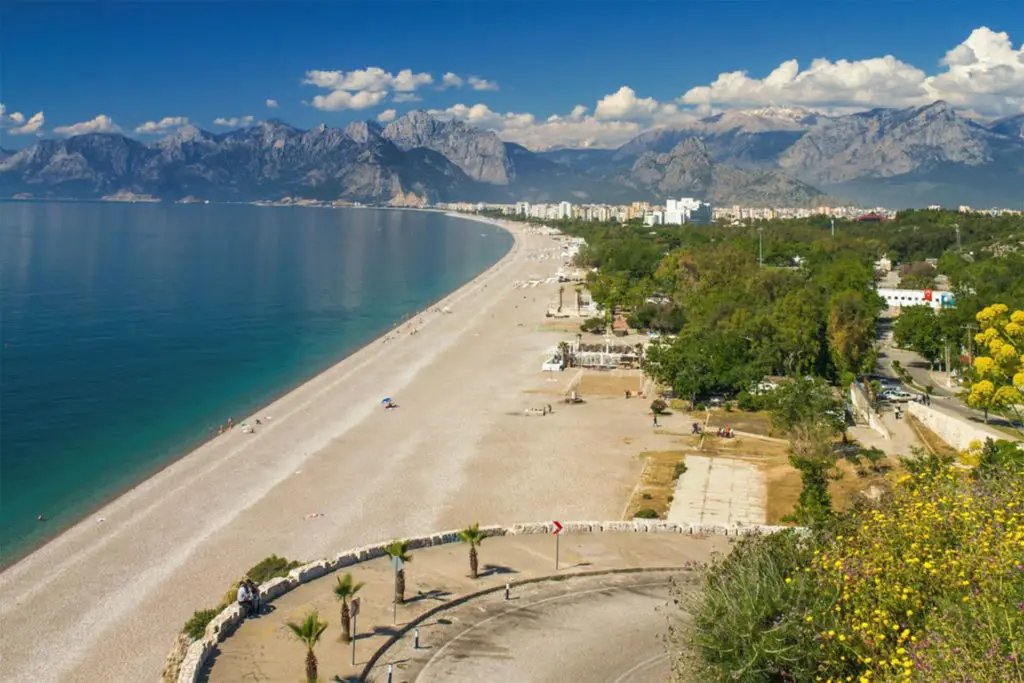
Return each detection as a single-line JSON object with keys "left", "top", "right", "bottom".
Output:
{"left": 0, "top": 214, "right": 655, "bottom": 682}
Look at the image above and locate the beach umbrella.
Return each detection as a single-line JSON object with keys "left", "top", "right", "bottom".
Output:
{"left": 381, "top": 397, "right": 391, "bottom": 404}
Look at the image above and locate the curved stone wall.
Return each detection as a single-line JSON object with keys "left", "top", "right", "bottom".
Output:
{"left": 171, "top": 520, "right": 791, "bottom": 683}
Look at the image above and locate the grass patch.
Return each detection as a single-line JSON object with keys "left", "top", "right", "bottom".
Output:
{"left": 576, "top": 370, "right": 643, "bottom": 398}
{"left": 706, "top": 408, "right": 775, "bottom": 437}
{"left": 624, "top": 450, "right": 689, "bottom": 520}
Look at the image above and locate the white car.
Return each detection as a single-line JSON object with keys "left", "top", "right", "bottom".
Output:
{"left": 881, "top": 389, "right": 914, "bottom": 402}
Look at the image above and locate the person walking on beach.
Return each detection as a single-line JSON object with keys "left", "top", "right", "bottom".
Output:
{"left": 652, "top": 414, "right": 659, "bottom": 428}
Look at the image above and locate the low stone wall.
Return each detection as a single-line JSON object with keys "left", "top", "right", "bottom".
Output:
{"left": 170, "top": 520, "right": 791, "bottom": 683}
{"left": 907, "top": 401, "right": 1017, "bottom": 451}
{"left": 850, "top": 383, "right": 890, "bottom": 440}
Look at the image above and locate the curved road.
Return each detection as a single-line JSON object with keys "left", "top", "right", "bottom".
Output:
{"left": 373, "top": 573, "right": 684, "bottom": 683}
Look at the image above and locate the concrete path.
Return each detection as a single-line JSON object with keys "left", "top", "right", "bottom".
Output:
{"left": 666, "top": 456, "right": 765, "bottom": 525}
{"left": 204, "top": 532, "right": 728, "bottom": 683}
{"left": 380, "top": 572, "right": 680, "bottom": 683}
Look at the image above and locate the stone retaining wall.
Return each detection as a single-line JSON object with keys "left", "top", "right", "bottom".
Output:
{"left": 170, "top": 520, "right": 791, "bottom": 683}
{"left": 907, "top": 401, "right": 1018, "bottom": 451}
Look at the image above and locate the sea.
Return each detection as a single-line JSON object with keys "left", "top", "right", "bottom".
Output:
{"left": 0, "top": 201, "right": 513, "bottom": 566}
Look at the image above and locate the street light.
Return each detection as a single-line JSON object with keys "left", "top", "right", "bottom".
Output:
{"left": 757, "top": 226, "right": 763, "bottom": 268}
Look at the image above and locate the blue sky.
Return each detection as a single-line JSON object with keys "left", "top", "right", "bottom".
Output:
{"left": 2, "top": 1, "right": 1022, "bottom": 149}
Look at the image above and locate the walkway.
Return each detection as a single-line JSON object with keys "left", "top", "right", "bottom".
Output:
{"left": 666, "top": 455, "right": 766, "bottom": 525}
{"left": 204, "top": 532, "right": 730, "bottom": 683}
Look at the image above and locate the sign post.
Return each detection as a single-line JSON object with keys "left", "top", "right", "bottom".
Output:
{"left": 350, "top": 597, "right": 360, "bottom": 665}
{"left": 391, "top": 555, "right": 404, "bottom": 625}
{"left": 553, "top": 520, "right": 565, "bottom": 570}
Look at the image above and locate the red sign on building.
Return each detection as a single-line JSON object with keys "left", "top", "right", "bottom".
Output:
{"left": 923, "top": 289, "right": 933, "bottom": 301}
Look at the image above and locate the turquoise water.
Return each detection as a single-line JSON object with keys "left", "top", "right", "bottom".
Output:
{"left": 0, "top": 202, "right": 512, "bottom": 565}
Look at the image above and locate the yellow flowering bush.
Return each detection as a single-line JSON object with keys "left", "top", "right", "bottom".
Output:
{"left": 968, "top": 304, "right": 1024, "bottom": 426}
{"left": 688, "top": 448, "right": 1024, "bottom": 683}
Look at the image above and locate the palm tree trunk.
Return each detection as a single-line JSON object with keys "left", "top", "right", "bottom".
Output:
{"left": 305, "top": 648, "right": 317, "bottom": 683}
{"left": 341, "top": 602, "right": 351, "bottom": 643}
{"left": 469, "top": 546, "right": 478, "bottom": 579}
{"left": 396, "top": 569, "right": 406, "bottom": 604}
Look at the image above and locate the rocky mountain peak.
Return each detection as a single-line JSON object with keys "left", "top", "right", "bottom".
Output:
{"left": 344, "top": 120, "right": 383, "bottom": 144}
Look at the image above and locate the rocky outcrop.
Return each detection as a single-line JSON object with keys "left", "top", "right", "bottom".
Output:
{"left": 628, "top": 138, "right": 823, "bottom": 206}
{"left": 382, "top": 110, "right": 513, "bottom": 184}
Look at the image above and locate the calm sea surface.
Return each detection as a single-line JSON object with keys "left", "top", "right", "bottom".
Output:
{"left": 0, "top": 202, "right": 512, "bottom": 565}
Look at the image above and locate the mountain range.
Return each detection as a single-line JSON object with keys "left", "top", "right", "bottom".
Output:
{"left": 2, "top": 102, "right": 1022, "bottom": 207}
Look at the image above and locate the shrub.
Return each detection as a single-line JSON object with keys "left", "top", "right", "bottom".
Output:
{"left": 650, "top": 398, "right": 668, "bottom": 415}
{"left": 182, "top": 608, "right": 220, "bottom": 641}
{"left": 580, "top": 317, "right": 606, "bottom": 334}
{"left": 246, "top": 555, "right": 301, "bottom": 584}
{"left": 683, "top": 457, "right": 1024, "bottom": 683}
{"left": 642, "top": 492, "right": 653, "bottom": 500}
{"left": 673, "top": 462, "right": 688, "bottom": 480}
{"left": 736, "top": 391, "right": 759, "bottom": 412}
{"left": 635, "top": 508, "right": 658, "bottom": 519}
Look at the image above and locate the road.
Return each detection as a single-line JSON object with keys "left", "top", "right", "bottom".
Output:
{"left": 875, "top": 323, "right": 1020, "bottom": 431}
{"left": 373, "top": 573, "right": 684, "bottom": 683}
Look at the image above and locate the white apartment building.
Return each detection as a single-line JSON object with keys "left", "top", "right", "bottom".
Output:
{"left": 877, "top": 288, "right": 956, "bottom": 313}
{"left": 557, "top": 201, "right": 573, "bottom": 219}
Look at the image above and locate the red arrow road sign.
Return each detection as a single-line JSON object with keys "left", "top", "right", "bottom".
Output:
{"left": 552, "top": 520, "right": 564, "bottom": 535}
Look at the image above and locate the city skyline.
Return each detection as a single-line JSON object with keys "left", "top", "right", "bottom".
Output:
{"left": 1, "top": 2, "right": 1022, "bottom": 150}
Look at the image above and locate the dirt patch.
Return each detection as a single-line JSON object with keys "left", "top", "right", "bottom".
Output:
{"left": 623, "top": 450, "right": 689, "bottom": 519}
{"left": 577, "top": 370, "right": 645, "bottom": 398}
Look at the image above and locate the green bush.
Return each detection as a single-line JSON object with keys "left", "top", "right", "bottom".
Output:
{"left": 245, "top": 555, "right": 301, "bottom": 584}
{"left": 673, "top": 462, "right": 688, "bottom": 480}
{"left": 650, "top": 398, "right": 668, "bottom": 415}
{"left": 635, "top": 508, "right": 658, "bottom": 519}
{"left": 736, "top": 391, "right": 759, "bottom": 412}
{"left": 182, "top": 608, "right": 220, "bottom": 640}
{"left": 580, "top": 317, "right": 606, "bottom": 334}
{"left": 642, "top": 492, "right": 653, "bottom": 500}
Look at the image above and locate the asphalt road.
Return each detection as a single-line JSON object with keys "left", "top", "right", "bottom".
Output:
{"left": 386, "top": 574, "right": 681, "bottom": 683}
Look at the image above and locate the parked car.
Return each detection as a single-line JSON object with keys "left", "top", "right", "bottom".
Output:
{"left": 881, "top": 389, "right": 914, "bottom": 402}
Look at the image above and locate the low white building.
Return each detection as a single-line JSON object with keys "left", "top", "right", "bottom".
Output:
{"left": 877, "top": 288, "right": 955, "bottom": 312}
{"left": 665, "top": 198, "right": 712, "bottom": 225}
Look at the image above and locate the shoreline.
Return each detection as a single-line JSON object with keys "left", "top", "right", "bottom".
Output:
{"left": 0, "top": 209, "right": 515, "bottom": 570}
{"left": 2, "top": 212, "right": 630, "bottom": 683}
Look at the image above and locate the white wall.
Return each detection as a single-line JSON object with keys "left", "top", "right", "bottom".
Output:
{"left": 907, "top": 402, "right": 1018, "bottom": 451}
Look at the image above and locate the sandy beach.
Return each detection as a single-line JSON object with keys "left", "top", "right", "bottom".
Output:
{"left": 0, "top": 214, "right": 661, "bottom": 682}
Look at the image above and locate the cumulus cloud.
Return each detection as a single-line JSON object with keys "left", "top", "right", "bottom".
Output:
{"left": 467, "top": 76, "right": 499, "bottom": 91}
{"left": 1, "top": 105, "right": 45, "bottom": 134}
{"left": 303, "top": 67, "right": 434, "bottom": 110}
{"left": 429, "top": 101, "right": 647, "bottom": 149}
{"left": 377, "top": 108, "right": 397, "bottom": 123}
{"left": 213, "top": 115, "right": 255, "bottom": 127}
{"left": 681, "top": 26, "right": 1024, "bottom": 116}
{"left": 266, "top": 99, "right": 279, "bottom": 108}
{"left": 53, "top": 114, "right": 121, "bottom": 136}
{"left": 135, "top": 116, "right": 189, "bottom": 134}
{"left": 441, "top": 72, "right": 463, "bottom": 89}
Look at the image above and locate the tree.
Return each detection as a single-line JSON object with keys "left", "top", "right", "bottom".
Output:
{"left": 332, "top": 573, "right": 364, "bottom": 643}
{"left": 459, "top": 523, "right": 486, "bottom": 578}
{"left": 384, "top": 540, "right": 412, "bottom": 604}
{"left": 557, "top": 341, "right": 572, "bottom": 369}
{"left": 892, "top": 305, "right": 944, "bottom": 366}
{"left": 968, "top": 304, "right": 1024, "bottom": 429}
{"left": 286, "top": 611, "right": 328, "bottom": 683}
{"left": 784, "top": 422, "right": 838, "bottom": 527}
{"left": 827, "top": 291, "right": 877, "bottom": 378}
{"left": 765, "top": 377, "right": 845, "bottom": 436}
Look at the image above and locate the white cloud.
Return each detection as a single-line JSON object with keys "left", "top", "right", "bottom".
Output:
{"left": 441, "top": 72, "right": 463, "bottom": 89}
{"left": 430, "top": 102, "right": 646, "bottom": 150}
{"left": 1, "top": 105, "right": 45, "bottom": 135}
{"left": 266, "top": 98, "right": 279, "bottom": 109}
{"left": 595, "top": 86, "right": 663, "bottom": 120}
{"left": 53, "top": 114, "right": 121, "bottom": 136}
{"left": 467, "top": 76, "right": 499, "bottom": 91}
{"left": 303, "top": 66, "right": 434, "bottom": 111}
{"left": 213, "top": 115, "right": 255, "bottom": 127}
{"left": 309, "top": 89, "right": 389, "bottom": 111}
{"left": 681, "top": 26, "right": 1024, "bottom": 116}
{"left": 135, "top": 116, "right": 189, "bottom": 134}
{"left": 377, "top": 108, "right": 397, "bottom": 123}
{"left": 392, "top": 93, "right": 422, "bottom": 103}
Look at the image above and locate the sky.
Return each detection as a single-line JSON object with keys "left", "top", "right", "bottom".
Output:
{"left": 1, "top": 1, "right": 1023, "bottom": 150}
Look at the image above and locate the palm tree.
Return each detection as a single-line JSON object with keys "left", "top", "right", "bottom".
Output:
{"left": 459, "top": 523, "right": 486, "bottom": 578}
{"left": 332, "top": 573, "right": 364, "bottom": 643}
{"left": 286, "top": 611, "right": 328, "bottom": 683}
{"left": 384, "top": 540, "right": 412, "bottom": 604}
{"left": 557, "top": 341, "right": 571, "bottom": 369}
{"left": 558, "top": 285, "right": 565, "bottom": 313}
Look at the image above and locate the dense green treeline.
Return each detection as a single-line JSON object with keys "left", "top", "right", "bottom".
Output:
{"left": 483, "top": 207, "right": 1024, "bottom": 398}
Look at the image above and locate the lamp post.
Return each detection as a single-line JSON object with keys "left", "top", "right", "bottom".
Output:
{"left": 757, "top": 226, "right": 764, "bottom": 268}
